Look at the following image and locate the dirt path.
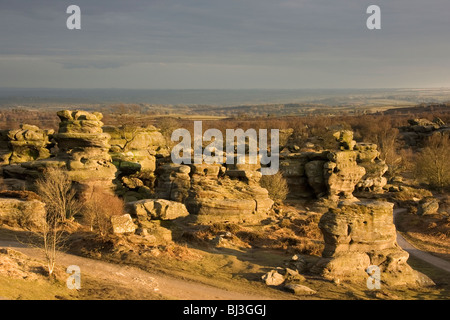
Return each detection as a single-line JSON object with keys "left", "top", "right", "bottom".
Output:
{"left": 393, "top": 208, "right": 450, "bottom": 273}
{"left": 0, "top": 240, "right": 276, "bottom": 300}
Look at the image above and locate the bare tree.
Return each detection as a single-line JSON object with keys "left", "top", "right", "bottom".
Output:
{"left": 34, "top": 167, "right": 82, "bottom": 277}
{"left": 414, "top": 134, "right": 450, "bottom": 190}
{"left": 35, "top": 167, "right": 82, "bottom": 222}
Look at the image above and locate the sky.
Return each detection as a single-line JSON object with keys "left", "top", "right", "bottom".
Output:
{"left": 0, "top": 0, "right": 449, "bottom": 89}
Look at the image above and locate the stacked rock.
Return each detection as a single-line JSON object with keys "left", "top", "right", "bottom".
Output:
{"left": 6, "top": 124, "right": 53, "bottom": 164}
{"left": 52, "top": 110, "right": 117, "bottom": 195}
{"left": 154, "top": 163, "right": 191, "bottom": 202}
{"left": 354, "top": 143, "right": 388, "bottom": 192}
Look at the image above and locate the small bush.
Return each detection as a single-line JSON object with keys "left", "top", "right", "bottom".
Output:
{"left": 260, "top": 172, "right": 289, "bottom": 203}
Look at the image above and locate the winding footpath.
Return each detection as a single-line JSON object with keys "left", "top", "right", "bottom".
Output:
{"left": 393, "top": 208, "right": 450, "bottom": 273}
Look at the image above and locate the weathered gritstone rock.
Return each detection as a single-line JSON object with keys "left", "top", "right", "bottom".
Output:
{"left": 52, "top": 110, "right": 117, "bottom": 194}
{"left": 400, "top": 118, "right": 449, "bottom": 147}
{"left": 127, "top": 199, "right": 189, "bottom": 221}
{"left": 280, "top": 131, "right": 386, "bottom": 200}
{"left": 417, "top": 197, "right": 439, "bottom": 216}
{"left": 313, "top": 200, "right": 434, "bottom": 287}
{"left": 1, "top": 125, "right": 53, "bottom": 164}
{"left": 324, "top": 150, "right": 366, "bottom": 200}
{"left": 0, "top": 130, "right": 12, "bottom": 165}
{"left": 154, "top": 163, "right": 191, "bottom": 202}
{"left": 185, "top": 160, "right": 273, "bottom": 224}
{"left": 104, "top": 125, "right": 166, "bottom": 174}
{"left": 111, "top": 214, "right": 137, "bottom": 234}
{"left": 4, "top": 110, "right": 118, "bottom": 196}
{"left": 125, "top": 199, "right": 182, "bottom": 244}
{"left": 354, "top": 143, "right": 388, "bottom": 192}
{"left": 0, "top": 197, "right": 46, "bottom": 228}
{"left": 279, "top": 153, "right": 313, "bottom": 199}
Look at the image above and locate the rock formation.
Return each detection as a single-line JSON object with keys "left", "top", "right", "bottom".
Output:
{"left": 105, "top": 125, "right": 166, "bottom": 174}
{"left": 400, "top": 117, "right": 449, "bottom": 147}
{"left": 51, "top": 110, "right": 117, "bottom": 194}
{"left": 1, "top": 110, "right": 117, "bottom": 196}
{"left": 0, "top": 124, "right": 53, "bottom": 167}
{"left": 185, "top": 158, "right": 274, "bottom": 224}
{"left": 154, "top": 163, "right": 191, "bottom": 202}
{"left": 7, "top": 125, "right": 53, "bottom": 164}
{"left": 354, "top": 143, "right": 388, "bottom": 192}
{"left": 312, "top": 200, "right": 434, "bottom": 287}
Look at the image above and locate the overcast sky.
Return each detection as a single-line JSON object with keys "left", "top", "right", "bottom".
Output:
{"left": 0, "top": 0, "right": 449, "bottom": 89}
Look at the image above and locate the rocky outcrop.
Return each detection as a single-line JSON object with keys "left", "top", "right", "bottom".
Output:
{"left": 0, "top": 125, "right": 53, "bottom": 166}
{"left": 0, "top": 130, "right": 12, "bottom": 166}
{"left": 354, "top": 143, "right": 388, "bottom": 192}
{"left": 0, "top": 197, "right": 46, "bottom": 228}
{"left": 105, "top": 125, "right": 166, "bottom": 174}
{"left": 7, "top": 125, "right": 53, "bottom": 164}
{"left": 154, "top": 163, "right": 191, "bottom": 202}
{"left": 312, "top": 200, "right": 434, "bottom": 287}
{"left": 417, "top": 197, "right": 439, "bottom": 216}
{"left": 280, "top": 130, "right": 389, "bottom": 200}
{"left": 324, "top": 150, "right": 366, "bottom": 200}
{"left": 279, "top": 153, "right": 313, "bottom": 199}
{"left": 400, "top": 117, "right": 449, "bottom": 147}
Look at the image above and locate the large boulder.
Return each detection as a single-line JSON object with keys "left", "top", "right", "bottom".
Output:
{"left": 111, "top": 214, "right": 137, "bottom": 234}
{"left": 127, "top": 199, "right": 189, "bottom": 221}
{"left": 417, "top": 197, "right": 439, "bottom": 216}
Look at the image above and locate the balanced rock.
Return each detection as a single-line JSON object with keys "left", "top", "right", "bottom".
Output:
{"left": 313, "top": 200, "right": 434, "bottom": 287}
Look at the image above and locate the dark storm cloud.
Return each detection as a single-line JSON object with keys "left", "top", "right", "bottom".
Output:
{"left": 0, "top": 0, "right": 449, "bottom": 88}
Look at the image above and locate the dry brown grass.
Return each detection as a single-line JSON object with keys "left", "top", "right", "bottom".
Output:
{"left": 396, "top": 210, "right": 450, "bottom": 261}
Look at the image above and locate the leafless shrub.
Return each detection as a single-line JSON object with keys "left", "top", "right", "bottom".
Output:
{"left": 35, "top": 167, "right": 82, "bottom": 222}
{"left": 414, "top": 134, "right": 450, "bottom": 190}
{"left": 82, "top": 187, "right": 125, "bottom": 236}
